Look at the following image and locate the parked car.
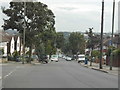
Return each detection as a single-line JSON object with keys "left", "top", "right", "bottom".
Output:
{"left": 77, "top": 54, "right": 85, "bottom": 63}
{"left": 31, "top": 55, "right": 39, "bottom": 61}
{"left": 39, "top": 54, "right": 48, "bottom": 64}
{"left": 51, "top": 55, "right": 59, "bottom": 62}
{"left": 66, "top": 56, "right": 72, "bottom": 61}
{"left": 16, "top": 56, "right": 22, "bottom": 62}
{"left": 62, "top": 56, "right": 66, "bottom": 59}
{"left": 71, "top": 55, "right": 76, "bottom": 60}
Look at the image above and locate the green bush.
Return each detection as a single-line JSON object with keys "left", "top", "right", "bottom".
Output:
{"left": 12, "top": 51, "right": 19, "bottom": 57}
{"left": 91, "top": 50, "right": 100, "bottom": 58}
{"left": 0, "top": 48, "right": 4, "bottom": 55}
{"left": 26, "top": 51, "right": 30, "bottom": 55}
{"left": 12, "top": 51, "right": 20, "bottom": 61}
{"left": 113, "top": 49, "right": 120, "bottom": 56}
{"left": 106, "top": 46, "right": 116, "bottom": 56}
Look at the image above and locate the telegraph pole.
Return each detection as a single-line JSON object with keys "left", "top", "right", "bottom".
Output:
{"left": 22, "top": 2, "right": 26, "bottom": 64}
{"left": 100, "top": 0, "right": 104, "bottom": 69}
{"left": 110, "top": 0, "right": 115, "bottom": 70}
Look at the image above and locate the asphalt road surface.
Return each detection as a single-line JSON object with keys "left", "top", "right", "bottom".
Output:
{"left": 1, "top": 59, "right": 118, "bottom": 88}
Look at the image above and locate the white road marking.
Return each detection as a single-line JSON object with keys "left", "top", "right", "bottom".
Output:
{"left": 0, "top": 65, "right": 24, "bottom": 89}
{"left": 4, "top": 71, "right": 13, "bottom": 78}
{"left": 0, "top": 65, "right": 24, "bottom": 80}
{"left": 2, "top": 66, "right": 23, "bottom": 79}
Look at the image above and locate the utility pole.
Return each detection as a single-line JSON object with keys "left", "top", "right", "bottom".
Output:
{"left": 110, "top": 0, "right": 115, "bottom": 70}
{"left": 22, "top": 2, "right": 26, "bottom": 64}
{"left": 100, "top": 0, "right": 104, "bottom": 69}
{"left": 89, "top": 27, "right": 93, "bottom": 66}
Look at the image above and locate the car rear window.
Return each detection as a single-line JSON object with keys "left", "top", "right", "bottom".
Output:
{"left": 52, "top": 55, "right": 58, "bottom": 58}
{"left": 78, "top": 56, "right": 85, "bottom": 58}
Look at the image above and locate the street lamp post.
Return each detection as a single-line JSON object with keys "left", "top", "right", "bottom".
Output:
{"left": 100, "top": 0, "right": 104, "bottom": 69}
{"left": 110, "top": 0, "right": 115, "bottom": 70}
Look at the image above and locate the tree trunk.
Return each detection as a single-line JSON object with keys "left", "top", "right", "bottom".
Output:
{"left": 90, "top": 58, "right": 92, "bottom": 66}
{"left": 28, "top": 44, "right": 32, "bottom": 64}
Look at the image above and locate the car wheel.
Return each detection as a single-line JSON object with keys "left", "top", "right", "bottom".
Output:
{"left": 78, "top": 61, "right": 80, "bottom": 63}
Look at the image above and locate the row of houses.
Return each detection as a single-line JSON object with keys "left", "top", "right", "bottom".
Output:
{"left": 85, "top": 33, "right": 120, "bottom": 67}
{"left": 104, "top": 34, "right": 120, "bottom": 67}
{"left": 0, "top": 30, "right": 22, "bottom": 57}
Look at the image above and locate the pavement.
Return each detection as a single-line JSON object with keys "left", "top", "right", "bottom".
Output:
{"left": 80, "top": 61, "right": 119, "bottom": 76}
{"left": 1, "top": 59, "right": 118, "bottom": 88}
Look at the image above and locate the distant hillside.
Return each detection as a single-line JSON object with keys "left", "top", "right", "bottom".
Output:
{"left": 57, "top": 32, "right": 71, "bottom": 42}
{"left": 63, "top": 32, "right": 71, "bottom": 39}
{"left": 5, "top": 29, "right": 19, "bottom": 35}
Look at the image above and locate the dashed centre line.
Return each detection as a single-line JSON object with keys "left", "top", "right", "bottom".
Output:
{"left": 1, "top": 66, "right": 24, "bottom": 80}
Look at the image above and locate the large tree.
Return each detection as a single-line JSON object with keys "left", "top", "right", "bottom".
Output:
{"left": 86, "top": 28, "right": 100, "bottom": 50}
{"left": 2, "top": 1, "right": 55, "bottom": 63}
{"left": 41, "top": 28, "right": 56, "bottom": 56}
{"left": 62, "top": 42, "right": 71, "bottom": 55}
{"left": 86, "top": 28, "right": 100, "bottom": 66}
{"left": 56, "top": 32, "right": 65, "bottom": 49}
{"left": 69, "top": 32, "right": 85, "bottom": 55}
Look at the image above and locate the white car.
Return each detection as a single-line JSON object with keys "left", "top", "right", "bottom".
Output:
{"left": 62, "top": 56, "right": 65, "bottom": 59}
{"left": 77, "top": 54, "right": 85, "bottom": 63}
{"left": 63, "top": 56, "right": 66, "bottom": 59}
{"left": 51, "top": 55, "right": 59, "bottom": 62}
{"left": 66, "top": 57, "right": 72, "bottom": 61}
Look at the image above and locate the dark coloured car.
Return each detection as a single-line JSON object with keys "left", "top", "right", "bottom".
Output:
{"left": 39, "top": 54, "right": 48, "bottom": 64}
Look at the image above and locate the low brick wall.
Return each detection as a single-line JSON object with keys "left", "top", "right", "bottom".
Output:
{"left": 106, "top": 55, "right": 120, "bottom": 67}
{"left": 0, "top": 58, "right": 8, "bottom": 63}
{"left": 95, "top": 58, "right": 106, "bottom": 64}
{"left": 112, "top": 55, "right": 120, "bottom": 67}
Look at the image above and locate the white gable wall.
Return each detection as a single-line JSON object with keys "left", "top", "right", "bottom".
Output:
{"left": 17, "top": 36, "right": 20, "bottom": 52}
{"left": 4, "top": 42, "right": 7, "bottom": 56}
{"left": 10, "top": 37, "right": 15, "bottom": 54}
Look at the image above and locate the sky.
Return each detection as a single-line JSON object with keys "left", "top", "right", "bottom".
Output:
{"left": 0, "top": 0, "right": 119, "bottom": 33}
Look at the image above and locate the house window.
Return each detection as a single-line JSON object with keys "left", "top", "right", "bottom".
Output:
{"left": 12, "top": 44, "right": 13, "bottom": 49}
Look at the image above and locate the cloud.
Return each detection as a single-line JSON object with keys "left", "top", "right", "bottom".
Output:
{"left": 58, "top": 7, "right": 77, "bottom": 11}
{"left": 55, "top": 10, "right": 101, "bottom": 32}
{"left": 0, "top": 0, "right": 119, "bottom": 33}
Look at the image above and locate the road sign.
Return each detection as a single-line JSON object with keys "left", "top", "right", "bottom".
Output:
{"left": 109, "top": 40, "right": 112, "bottom": 46}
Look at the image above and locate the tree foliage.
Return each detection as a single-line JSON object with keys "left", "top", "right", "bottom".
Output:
{"left": 113, "top": 48, "right": 120, "bottom": 55}
{"left": 91, "top": 50, "right": 100, "bottom": 58}
{"left": 86, "top": 28, "right": 100, "bottom": 49}
{"left": 62, "top": 42, "right": 71, "bottom": 55}
{"left": 2, "top": 1, "right": 55, "bottom": 62}
{"left": 0, "top": 48, "right": 4, "bottom": 55}
{"left": 69, "top": 32, "right": 85, "bottom": 55}
{"left": 56, "top": 32, "right": 65, "bottom": 49}
{"left": 106, "top": 46, "right": 116, "bottom": 56}
{"left": 2, "top": 1, "right": 55, "bottom": 45}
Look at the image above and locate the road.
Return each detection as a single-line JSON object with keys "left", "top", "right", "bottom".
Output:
{"left": 1, "top": 59, "right": 118, "bottom": 88}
